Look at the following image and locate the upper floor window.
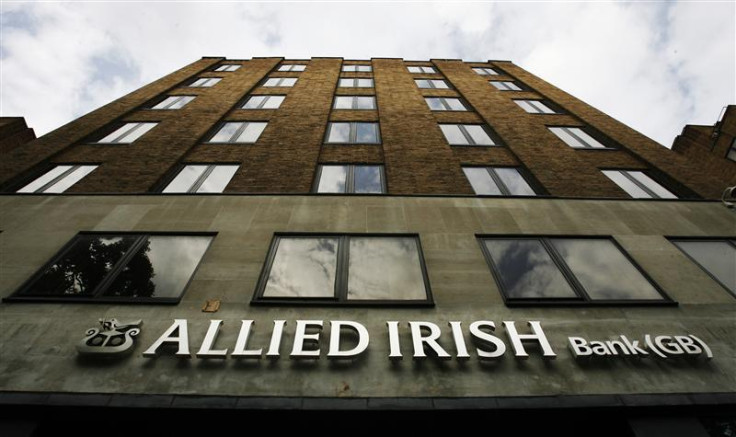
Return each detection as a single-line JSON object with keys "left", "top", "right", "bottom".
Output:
{"left": 151, "top": 95, "right": 195, "bottom": 110}
{"left": 548, "top": 126, "right": 609, "bottom": 149}
{"left": 17, "top": 165, "right": 98, "bottom": 194}
{"left": 242, "top": 95, "right": 285, "bottom": 109}
{"left": 342, "top": 65, "right": 372, "bottom": 72}
{"left": 163, "top": 165, "right": 239, "bottom": 193}
{"left": 671, "top": 239, "right": 736, "bottom": 297}
{"left": 463, "top": 167, "right": 537, "bottom": 196}
{"left": 515, "top": 99, "right": 556, "bottom": 114}
{"left": 490, "top": 81, "right": 521, "bottom": 91}
{"left": 315, "top": 164, "right": 385, "bottom": 194}
{"left": 602, "top": 170, "right": 677, "bottom": 199}
{"left": 189, "top": 77, "right": 221, "bottom": 87}
{"left": 333, "top": 96, "right": 376, "bottom": 110}
{"left": 97, "top": 122, "right": 157, "bottom": 144}
{"left": 278, "top": 64, "right": 306, "bottom": 72}
{"left": 473, "top": 67, "right": 498, "bottom": 76}
{"left": 263, "top": 77, "right": 297, "bottom": 87}
{"left": 207, "top": 122, "right": 267, "bottom": 144}
{"left": 253, "top": 234, "right": 432, "bottom": 305}
{"left": 325, "top": 122, "right": 380, "bottom": 144}
{"left": 415, "top": 79, "right": 449, "bottom": 89}
{"left": 215, "top": 65, "right": 240, "bottom": 72}
{"left": 408, "top": 66, "right": 436, "bottom": 74}
{"left": 479, "top": 237, "right": 670, "bottom": 304}
{"left": 338, "top": 78, "right": 374, "bottom": 88}
{"left": 6, "top": 233, "right": 213, "bottom": 304}
{"left": 727, "top": 138, "right": 736, "bottom": 162}
{"left": 440, "top": 124, "right": 496, "bottom": 146}
{"left": 425, "top": 97, "right": 468, "bottom": 111}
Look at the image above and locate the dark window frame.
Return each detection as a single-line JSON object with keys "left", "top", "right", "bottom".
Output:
{"left": 477, "top": 235, "right": 675, "bottom": 307}
{"left": 414, "top": 78, "right": 451, "bottom": 90}
{"left": 601, "top": 168, "right": 679, "bottom": 199}
{"left": 337, "top": 78, "right": 375, "bottom": 88}
{"left": 407, "top": 66, "right": 436, "bottom": 74}
{"left": 4, "top": 231, "right": 216, "bottom": 305}
{"left": 240, "top": 95, "right": 286, "bottom": 110}
{"left": 15, "top": 163, "right": 100, "bottom": 194}
{"left": 489, "top": 80, "right": 523, "bottom": 91}
{"left": 277, "top": 64, "right": 307, "bottom": 72}
{"left": 462, "top": 165, "right": 545, "bottom": 196}
{"left": 312, "top": 164, "right": 387, "bottom": 194}
{"left": 324, "top": 121, "right": 381, "bottom": 145}
{"left": 214, "top": 64, "right": 241, "bottom": 72}
{"left": 152, "top": 161, "right": 241, "bottom": 193}
{"left": 160, "top": 163, "right": 241, "bottom": 194}
{"left": 513, "top": 99, "right": 561, "bottom": 115}
{"left": 669, "top": 237, "right": 736, "bottom": 298}
{"left": 189, "top": 77, "right": 222, "bottom": 87}
{"left": 425, "top": 97, "right": 470, "bottom": 112}
{"left": 548, "top": 125, "right": 618, "bottom": 150}
{"left": 342, "top": 65, "right": 373, "bottom": 72}
{"left": 90, "top": 121, "right": 159, "bottom": 145}
{"left": 262, "top": 77, "right": 298, "bottom": 87}
{"left": 439, "top": 123, "right": 503, "bottom": 147}
{"left": 332, "top": 95, "right": 377, "bottom": 110}
{"left": 251, "top": 233, "right": 434, "bottom": 307}
{"left": 205, "top": 121, "right": 269, "bottom": 144}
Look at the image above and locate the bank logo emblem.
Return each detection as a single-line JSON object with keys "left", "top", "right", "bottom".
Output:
{"left": 77, "top": 318, "right": 142, "bottom": 356}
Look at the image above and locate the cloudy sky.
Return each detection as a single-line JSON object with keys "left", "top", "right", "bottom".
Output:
{"left": 1, "top": 1, "right": 734, "bottom": 147}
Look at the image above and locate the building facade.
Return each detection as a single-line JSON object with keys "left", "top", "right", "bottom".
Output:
{"left": 0, "top": 57, "right": 734, "bottom": 436}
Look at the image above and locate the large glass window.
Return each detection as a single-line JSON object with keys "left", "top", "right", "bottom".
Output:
{"left": 515, "top": 99, "right": 556, "bottom": 114}
{"left": 490, "top": 81, "right": 521, "bottom": 91}
{"left": 479, "top": 237, "right": 669, "bottom": 304}
{"left": 17, "top": 165, "right": 98, "bottom": 194}
{"left": 207, "top": 122, "right": 268, "bottom": 143}
{"left": 242, "top": 95, "right": 285, "bottom": 109}
{"left": 338, "top": 78, "right": 374, "bottom": 88}
{"left": 189, "top": 77, "right": 221, "bottom": 87}
{"left": 163, "top": 165, "right": 239, "bottom": 193}
{"left": 473, "top": 67, "right": 498, "bottom": 76}
{"left": 342, "top": 65, "right": 372, "bottom": 72}
{"left": 408, "top": 66, "right": 436, "bottom": 74}
{"left": 215, "top": 65, "right": 240, "bottom": 72}
{"left": 415, "top": 79, "right": 449, "bottom": 89}
{"left": 333, "top": 96, "right": 376, "bottom": 110}
{"left": 263, "top": 77, "right": 298, "bottom": 87}
{"left": 425, "top": 97, "right": 468, "bottom": 111}
{"left": 151, "top": 96, "right": 195, "bottom": 110}
{"left": 672, "top": 239, "right": 736, "bottom": 297}
{"left": 325, "top": 122, "right": 380, "bottom": 144}
{"left": 255, "top": 234, "right": 431, "bottom": 304}
{"left": 315, "top": 165, "right": 385, "bottom": 194}
{"left": 439, "top": 124, "right": 496, "bottom": 146}
{"left": 97, "top": 122, "right": 157, "bottom": 144}
{"left": 602, "top": 170, "right": 677, "bottom": 199}
{"left": 278, "top": 64, "right": 306, "bottom": 72}
{"left": 8, "top": 233, "right": 213, "bottom": 303}
{"left": 463, "top": 167, "right": 537, "bottom": 196}
{"left": 549, "top": 126, "right": 609, "bottom": 149}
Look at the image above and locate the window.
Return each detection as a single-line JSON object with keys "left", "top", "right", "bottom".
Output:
{"left": 253, "top": 234, "right": 431, "bottom": 304}
{"left": 473, "top": 67, "right": 498, "bottom": 76}
{"left": 440, "top": 124, "right": 496, "bottom": 146}
{"left": 163, "top": 165, "right": 239, "bottom": 193}
{"left": 315, "top": 165, "right": 385, "bottom": 194}
{"left": 333, "top": 96, "right": 376, "bottom": 110}
{"left": 463, "top": 167, "right": 537, "bottom": 196}
{"left": 338, "top": 78, "right": 374, "bottom": 88}
{"left": 408, "top": 66, "right": 436, "bottom": 74}
{"left": 479, "top": 237, "right": 670, "bottom": 304}
{"left": 189, "top": 77, "right": 221, "bottom": 87}
{"left": 425, "top": 97, "right": 468, "bottom": 111}
{"left": 602, "top": 170, "right": 677, "bottom": 199}
{"left": 242, "top": 95, "right": 285, "bottom": 109}
{"left": 215, "top": 65, "right": 240, "bottom": 72}
{"left": 415, "top": 79, "right": 449, "bottom": 89}
{"left": 207, "top": 122, "right": 267, "bottom": 143}
{"left": 17, "top": 165, "right": 98, "bottom": 194}
{"left": 278, "top": 64, "right": 306, "bottom": 72}
{"left": 549, "top": 126, "right": 609, "bottom": 149}
{"left": 672, "top": 239, "right": 736, "bottom": 297}
{"left": 263, "top": 77, "right": 297, "bottom": 87}
{"left": 151, "top": 95, "right": 196, "bottom": 110}
{"left": 515, "top": 99, "right": 556, "bottom": 114}
{"left": 342, "top": 65, "right": 372, "bottom": 72}
{"left": 490, "top": 81, "right": 521, "bottom": 91}
{"left": 727, "top": 138, "right": 736, "bottom": 162}
{"left": 97, "top": 122, "right": 157, "bottom": 144}
{"left": 7, "top": 233, "right": 213, "bottom": 303}
{"left": 325, "top": 122, "right": 380, "bottom": 144}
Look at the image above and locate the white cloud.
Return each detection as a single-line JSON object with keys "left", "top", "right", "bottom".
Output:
{"left": 0, "top": 1, "right": 733, "bottom": 147}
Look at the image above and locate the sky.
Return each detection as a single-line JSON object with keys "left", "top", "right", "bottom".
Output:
{"left": 0, "top": 1, "right": 734, "bottom": 148}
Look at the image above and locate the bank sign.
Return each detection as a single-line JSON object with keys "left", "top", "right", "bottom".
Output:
{"left": 77, "top": 318, "right": 713, "bottom": 363}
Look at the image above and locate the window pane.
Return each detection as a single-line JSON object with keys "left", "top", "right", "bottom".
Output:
{"left": 103, "top": 236, "right": 212, "bottom": 299}
{"left": 408, "top": 66, "right": 421, "bottom": 73}
{"left": 118, "top": 123, "right": 156, "bottom": 143}
{"left": 354, "top": 166, "right": 383, "bottom": 193}
{"left": 463, "top": 167, "right": 501, "bottom": 195}
{"left": 628, "top": 171, "right": 677, "bottom": 199}
{"left": 327, "top": 123, "right": 351, "bottom": 143}
{"left": 281, "top": 78, "right": 297, "bottom": 87}
{"left": 464, "top": 125, "right": 494, "bottom": 145}
{"left": 551, "top": 239, "right": 664, "bottom": 300}
{"left": 209, "top": 122, "right": 242, "bottom": 143}
{"left": 334, "top": 96, "right": 353, "bottom": 109}
{"left": 356, "top": 96, "right": 375, "bottom": 109}
{"left": 338, "top": 79, "right": 354, "bottom": 87}
{"left": 45, "top": 165, "right": 98, "bottom": 193}
{"left": 445, "top": 98, "right": 466, "bottom": 111}
{"left": 291, "top": 65, "right": 306, "bottom": 72}
{"left": 163, "top": 165, "right": 208, "bottom": 193}
{"left": 515, "top": 100, "right": 538, "bottom": 113}
{"left": 152, "top": 96, "right": 179, "bottom": 109}
{"left": 569, "top": 128, "right": 606, "bottom": 149}
{"left": 440, "top": 125, "right": 468, "bottom": 145}
{"left": 674, "top": 241, "right": 736, "bottom": 294}
{"left": 358, "top": 66, "right": 371, "bottom": 72}
{"left": 425, "top": 98, "right": 445, "bottom": 111}
{"left": 196, "top": 165, "right": 238, "bottom": 193}
{"left": 98, "top": 124, "right": 134, "bottom": 143}
{"left": 484, "top": 239, "right": 578, "bottom": 299}
{"left": 262, "top": 95, "right": 285, "bottom": 109}
{"left": 168, "top": 96, "right": 194, "bottom": 109}
{"left": 432, "top": 80, "right": 449, "bottom": 89}
{"left": 549, "top": 127, "right": 587, "bottom": 149}
{"left": 415, "top": 79, "right": 430, "bottom": 88}
{"left": 602, "top": 170, "right": 651, "bottom": 198}
{"left": 235, "top": 122, "right": 267, "bottom": 143}
{"left": 357, "top": 79, "right": 373, "bottom": 87}
{"left": 278, "top": 65, "right": 291, "bottom": 71}
{"left": 264, "top": 78, "right": 280, "bottom": 87}
{"left": 243, "top": 96, "right": 267, "bottom": 109}
{"left": 495, "top": 168, "right": 536, "bottom": 196}
{"left": 263, "top": 238, "right": 338, "bottom": 298}
{"left": 17, "top": 165, "right": 73, "bottom": 193}
{"left": 23, "top": 235, "right": 138, "bottom": 296}
{"left": 317, "top": 166, "right": 348, "bottom": 193}
{"left": 422, "top": 66, "right": 436, "bottom": 73}
{"left": 347, "top": 237, "right": 427, "bottom": 300}
{"left": 356, "top": 123, "right": 379, "bottom": 143}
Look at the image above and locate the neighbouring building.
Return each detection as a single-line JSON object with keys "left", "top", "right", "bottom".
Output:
{"left": 0, "top": 57, "right": 734, "bottom": 436}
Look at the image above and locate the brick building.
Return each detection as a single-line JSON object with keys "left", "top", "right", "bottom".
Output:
{"left": 0, "top": 57, "right": 734, "bottom": 436}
